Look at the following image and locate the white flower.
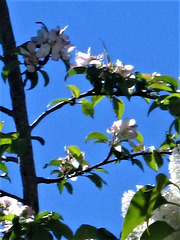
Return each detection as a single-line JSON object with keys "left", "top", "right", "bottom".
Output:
{"left": 108, "top": 119, "right": 137, "bottom": 141}
{"left": 75, "top": 47, "right": 104, "bottom": 67}
{"left": 36, "top": 43, "right": 51, "bottom": 58}
{"left": 0, "top": 196, "right": 34, "bottom": 232}
{"left": 114, "top": 59, "right": 134, "bottom": 78}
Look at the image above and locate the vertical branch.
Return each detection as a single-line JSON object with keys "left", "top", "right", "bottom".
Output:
{"left": 0, "top": 0, "right": 39, "bottom": 213}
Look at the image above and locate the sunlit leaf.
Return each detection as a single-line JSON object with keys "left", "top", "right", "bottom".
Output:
{"left": 140, "top": 221, "right": 176, "bottom": 240}
{"left": 121, "top": 185, "right": 154, "bottom": 240}
{"left": 85, "top": 131, "right": 108, "bottom": 143}
{"left": 47, "top": 98, "right": 69, "bottom": 107}
{"left": 67, "top": 85, "right": 81, "bottom": 98}
{"left": 95, "top": 168, "right": 108, "bottom": 174}
{"left": 65, "top": 67, "right": 87, "bottom": 80}
{"left": 92, "top": 95, "right": 105, "bottom": 107}
{"left": 143, "top": 150, "right": 163, "bottom": 171}
{"left": 112, "top": 97, "right": 125, "bottom": 120}
{"left": 153, "top": 75, "right": 179, "bottom": 89}
{"left": 67, "top": 145, "right": 84, "bottom": 164}
{"left": 0, "top": 162, "right": 8, "bottom": 173}
{"left": 0, "top": 121, "right": 4, "bottom": 131}
{"left": 148, "top": 83, "right": 172, "bottom": 92}
{"left": 81, "top": 99, "right": 94, "bottom": 118}
{"left": 135, "top": 132, "right": 144, "bottom": 144}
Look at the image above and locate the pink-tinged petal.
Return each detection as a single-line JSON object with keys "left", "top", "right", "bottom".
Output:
{"left": 36, "top": 43, "right": 50, "bottom": 58}
{"left": 27, "top": 42, "right": 36, "bottom": 53}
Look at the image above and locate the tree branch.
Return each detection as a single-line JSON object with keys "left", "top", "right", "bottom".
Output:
{"left": 0, "top": 189, "right": 23, "bottom": 203}
{"left": 30, "top": 89, "right": 156, "bottom": 130}
{"left": 1, "top": 156, "right": 18, "bottom": 163}
{"left": 0, "top": 106, "right": 13, "bottom": 117}
{"left": 37, "top": 150, "right": 172, "bottom": 184}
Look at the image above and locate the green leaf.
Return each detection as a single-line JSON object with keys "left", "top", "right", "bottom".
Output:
{"left": 135, "top": 131, "right": 144, "bottom": 144}
{"left": 153, "top": 75, "right": 179, "bottom": 89}
{"left": 97, "top": 228, "right": 118, "bottom": 240}
{"left": 57, "top": 179, "right": 67, "bottom": 194}
{"left": 65, "top": 67, "right": 87, "bottom": 80}
{"left": 39, "top": 69, "right": 50, "bottom": 87}
{"left": 94, "top": 168, "right": 108, "bottom": 174}
{"left": 148, "top": 83, "right": 172, "bottom": 92}
{"left": 1, "top": 60, "right": 20, "bottom": 82}
{"left": 67, "top": 85, "right": 81, "bottom": 98}
{"left": 169, "top": 97, "right": 180, "bottom": 117}
{"left": 67, "top": 145, "right": 84, "bottom": 164}
{"left": 64, "top": 182, "right": 73, "bottom": 194}
{"left": 175, "top": 117, "right": 180, "bottom": 134}
{"left": 29, "top": 225, "right": 53, "bottom": 240}
{"left": 112, "top": 97, "right": 125, "bottom": 120}
{"left": 85, "top": 131, "right": 108, "bottom": 143}
{"left": 31, "top": 136, "right": 45, "bottom": 145}
{"left": 47, "top": 220, "right": 73, "bottom": 240}
{"left": 87, "top": 173, "right": 107, "bottom": 189}
{"left": 74, "top": 224, "right": 98, "bottom": 240}
{"left": 26, "top": 71, "right": 39, "bottom": 90}
{"left": 92, "top": 95, "right": 105, "bottom": 107}
{"left": 121, "top": 185, "right": 154, "bottom": 240}
{"left": 143, "top": 150, "right": 163, "bottom": 171}
{"left": 81, "top": 99, "right": 94, "bottom": 118}
{"left": 0, "top": 162, "right": 8, "bottom": 173}
{"left": 47, "top": 159, "right": 61, "bottom": 167}
{"left": 47, "top": 98, "right": 69, "bottom": 107}
{"left": 140, "top": 221, "right": 176, "bottom": 240}
{"left": 0, "top": 121, "right": 4, "bottom": 131}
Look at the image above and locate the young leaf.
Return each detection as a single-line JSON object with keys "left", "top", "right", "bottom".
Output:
{"left": 57, "top": 179, "right": 67, "bottom": 194}
{"left": 31, "top": 136, "right": 45, "bottom": 146}
{"left": 47, "top": 98, "right": 69, "bottom": 107}
{"left": 143, "top": 150, "right": 163, "bottom": 171}
{"left": 0, "top": 121, "right": 4, "bottom": 131}
{"left": 67, "top": 145, "right": 84, "bottom": 164}
{"left": 0, "top": 162, "right": 8, "bottom": 173}
{"left": 67, "top": 85, "right": 81, "bottom": 98}
{"left": 153, "top": 75, "right": 179, "bottom": 89}
{"left": 81, "top": 99, "right": 94, "bottom": 118}
{"left": 92, "top": 95, "right": 105, "bottom": 107}
{"left": 85, "top": 131, "right": 108, "bottom": 143}
{"left": 65, "top": 67, "right": 87, "bottom": 80}
{"left": 135, "top": 131, "right": 144, "bottom": 144}
{"left": 140, "top": 221, "right": 176, "bottom": 240}
{"left": 112, "top": 97, "right": 125, "bottom": 120}
{"left": 148, "top": 83, "right": 172, "bottom": 92}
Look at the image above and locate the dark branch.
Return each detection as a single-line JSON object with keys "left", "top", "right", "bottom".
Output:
{"left": 0, "top": 106, "right": 13, "bottom": 117}
{"left": 1, "top": 156, "right": 18, "bottom": 163}
{"left": 37, "top": 150, "right": 172, "bottom": 184}
{"left": 0, "top": 189, "right": 23, "bottom": 203}
{"left": 30, "top": 89, "right": 157, "bottom": 130}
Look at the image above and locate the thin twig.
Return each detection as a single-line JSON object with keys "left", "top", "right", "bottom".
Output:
{"left": 0, "top": 106, "right": 13, "bottom": 117}
{"left": 0, "top": 189, "right": 23, "bottom": 203}
{"left": 1, "top": 156, "right": 18, "bottom": 163}
{"left": 37, "top": 150, "right": 172, "bottom": 184}
{"left": 30, "top": 89, "right": 156, "bottom": 130}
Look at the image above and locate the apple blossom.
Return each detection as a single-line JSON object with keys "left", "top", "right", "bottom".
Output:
{"left": 114, "top": 59, "right": 135, "bottom": 78}
{"left": 0, "top": 196, "right": 34, "bottom": 232}
{"left": 74, "top": 47, "right": 104, "bottom": 67}
{"left": 107, "top": 119, "right": 137, "bottom": 143}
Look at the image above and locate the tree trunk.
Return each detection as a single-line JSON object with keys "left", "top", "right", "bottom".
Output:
{"left": 0, "top": 0, "right": 39, "bottom": 213}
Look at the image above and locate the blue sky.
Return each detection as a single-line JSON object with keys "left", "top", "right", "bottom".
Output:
{"left": 1, "top": 1, "right": 179, "bottom": 238}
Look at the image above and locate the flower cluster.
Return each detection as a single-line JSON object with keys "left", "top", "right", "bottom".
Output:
{"left": 121, "top": 144, "right": 180, "bottom": 239}
{"left": 0, "top": 196, "right": 34, "bottom": 232}
{"left": 20, "top": 25, "right": 75, "bottom": 72}
{"left": 73, "top": 48, "right": 135, "bottom": 80}
{"left": 107, "top": 119, "right": 137, "bottom": 150}
{"left": 58, "top": 147, "right": 88, "bottom": 181}
{"left": 74, "top": 47, "right": 104, "bottom": 67}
